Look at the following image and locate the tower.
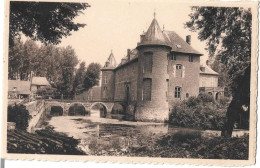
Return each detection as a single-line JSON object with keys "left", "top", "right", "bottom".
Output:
{"left": 101, "top": 50, "right": 117, "bottom": 100}
{"left": 135, "top": 14, "right": 172, "bottom": 122}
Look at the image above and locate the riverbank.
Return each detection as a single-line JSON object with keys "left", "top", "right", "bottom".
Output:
{"left": 7, "top": 127, "right": 85, "bottom": 155}
{"left": 7, "top": 115, "right": 249, "bottom": 159}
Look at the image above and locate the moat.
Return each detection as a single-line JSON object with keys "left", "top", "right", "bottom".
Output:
{"left": 46, "top": 109, "right": 248, "bottom": 155}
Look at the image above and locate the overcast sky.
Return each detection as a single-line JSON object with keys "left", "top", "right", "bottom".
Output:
{"left": 54, "top": 0, "right": 209, "bottom": 66}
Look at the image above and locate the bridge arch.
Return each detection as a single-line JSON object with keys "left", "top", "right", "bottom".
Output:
{"left": 90, "top": 102, "right": 109, "bottom": 118}
{"left": 68, "top": 102, "right": 88, "bottom": 116}
{"left": 50, "top": 106, "right": 63, "bottom": 116}
{"left": 45, "top": 101, "right": 65, "bottom": 116}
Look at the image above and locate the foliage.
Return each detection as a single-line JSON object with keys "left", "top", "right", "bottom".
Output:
{"left": 169, "top": 94, "right": 227, "bottom": 130}
{"left": 9, "top": 1, "right": 90, "bottom": 46}
{"left": 151, "top": 133, "right": 249, "bottom": 159}
{"left": 185, "top": 7, "right": 251, "bottom": 97}
{"left": 72, "top": 61, "right": 86, "bottom": 95}
{"left": 36, "top": 87, "right": 56, "bottom": 99}
{"left": 83, "top": 63, "right": 102, "bottom": 91}
{"left": 185, "top": 7, "right": 251, "bottom": 136}
{"left": 57, "top": 46, "right": 79, "bottom": 99}
{"left": 7, "top": 104, "right": 30, "bottom": 130}
{"left": 9, "top": 39, "right": 101, "bottom": 98}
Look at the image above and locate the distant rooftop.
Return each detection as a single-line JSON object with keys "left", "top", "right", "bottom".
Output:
{"left": 8, "top": 80, "right": 31, "bottom": 95}
{"left": 31, "top": 77, "right": 50, "bottom": 86}
{"left": 200, "top": 65, "right": 219, "bottom": 75}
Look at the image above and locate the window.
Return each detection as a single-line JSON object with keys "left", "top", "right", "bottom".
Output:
{"left": 189, "top": 55, "right": 194, "bottom": 62}
{"left": 167, "top": 53, "right": 176, "bottom": 60}
{"left": 186, "top": 93, "right": 189, "bottom": 98}
{"left": 175, "top": 86, "right": 181, "bottom": 98}
{"left": 144, "top": 52, "right": 153, "bottom": 73}
{"left": 143, "top": 78, "right": 152, "bottom": 101}
{"left": 104, "top": 75, "right": 107, "bottom": 84}
{"left": 176, "top": 64, "right": 182, "bottom": 70}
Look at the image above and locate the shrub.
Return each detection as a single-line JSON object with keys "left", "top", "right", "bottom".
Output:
{"left": 169, "top": 95, "right": 227, "bottom": 130}
{"left": 7, "top": 104, "right": 30, "bottom": 130}
{"left": 198, "top": 93, "right": 215, "bottom": 103}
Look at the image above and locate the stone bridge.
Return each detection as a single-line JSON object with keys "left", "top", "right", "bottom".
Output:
{"left": 43, "top": 99, "right": 126, "bottom": 116}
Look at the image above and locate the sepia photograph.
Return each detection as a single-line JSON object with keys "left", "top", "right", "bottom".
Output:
{"left": 1, "top": 0, "right": 258, "bottom": 166}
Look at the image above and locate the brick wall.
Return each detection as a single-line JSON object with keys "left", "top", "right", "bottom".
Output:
{"left": 114, "top": 60, "right": 138, "bottom": 101}
{"left": 136, "top": 46, "right": 171, "bottom": 122}
{"left": 199, "top": 74, "right": 218, "bottom": 87}
{"left": 167, "top": 52, "right": 201, "bottom": 107}
{"left": 101, "top": 70, "right": 115, "bottom": 100}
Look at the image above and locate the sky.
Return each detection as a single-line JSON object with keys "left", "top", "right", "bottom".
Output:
{"left": 55, "top": 0, "right": 209, "bottom": 67}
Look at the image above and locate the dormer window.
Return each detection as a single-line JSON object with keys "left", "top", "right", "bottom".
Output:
{"left": 176, "top": 44, "right": 182, "bottom": 48}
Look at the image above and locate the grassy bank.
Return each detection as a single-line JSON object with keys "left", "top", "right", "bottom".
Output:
{"left": 129, "top": 130, "right": 249, "bottom": 159}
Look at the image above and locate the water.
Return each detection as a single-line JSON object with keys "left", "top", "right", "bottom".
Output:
{"left": 47, "top": 109, "right": 248, "bottom": 155}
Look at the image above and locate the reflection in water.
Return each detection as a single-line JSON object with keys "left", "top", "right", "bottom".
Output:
{"left": 48, "top": 111, "right": 247, "bottom": 155}
{"left": 48, "top": 113, "right": 184, "bottom": 155}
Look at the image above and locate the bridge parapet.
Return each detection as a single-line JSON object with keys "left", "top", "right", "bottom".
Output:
{"left": 44, "top": 100, "right": 127, "bottom": 116}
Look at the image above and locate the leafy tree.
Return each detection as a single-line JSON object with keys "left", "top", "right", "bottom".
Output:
{"left": 72, "top": 61, "right": 86, "bottom": 95}
{"left": 8, "top": 38, "right": 24, "bottom": 79}
{"left": 57, "top": 46, "right": 79, "bottom": 99}
{"left": 8, "top": 104, "right": 30, "bottom": 131}
{"left": 185, "top": 7, "right": 251, "bottom": 136}
{"left": 83, "top": 63, "right": 101, "bottom": 91}
{"left": 9, "top": 1, "right": 90, "bottom": 46}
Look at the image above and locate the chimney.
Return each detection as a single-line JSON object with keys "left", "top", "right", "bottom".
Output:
{"left": 140, "top": 34, "right": 145, "bottom": 42}
{"left": 186, "top": 35, "right": 191, "bottom": 45}
{"left": 127, "top": 49, "right": 131, "bottom": 61}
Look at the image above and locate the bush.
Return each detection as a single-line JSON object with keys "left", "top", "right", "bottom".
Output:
{"left": 198, "top": 93, "right": 215, "bottom": 103}
{"left": 169, "top": 95, "right": 227, "bottom": 130}
{"left": 8, "top": 104, "right": 30, "bottom": 130}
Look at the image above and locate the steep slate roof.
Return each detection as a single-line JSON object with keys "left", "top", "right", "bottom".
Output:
{"left": 107, "top": 16, "right": 203, "bottom": 70}
{"left": 31, "top": 77, "right": 50, "bottom": 86}
{"left": 137, "top": 16, "right": 202, "bottom": 55}
{"left": 8, "top": 80, "right": 31, "bottom": 95}
{"left": 116, "top": 49, "right": 138, "bottom": 69}
{"left": 163, "top": 31, "right": 202, "bottom": 55}
{"left": 137, "top": 18, "right": 170, "bottom": 47}
{"left": 102, "top": 51, "right": 117, "bottom": 70}
{"left": 200, "top": 65, "right": 219, "bottom": 75}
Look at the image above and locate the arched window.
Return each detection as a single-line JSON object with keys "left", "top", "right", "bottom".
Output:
{"left": 175, "top": 86, "right": 181, "bottom": 98}
{"left": 176, "top": 64, "right": 182, "bottom": 70}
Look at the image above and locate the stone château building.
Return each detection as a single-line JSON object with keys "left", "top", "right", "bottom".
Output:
{"left": 77, "top": 14, "right": 223, "bottom": 122}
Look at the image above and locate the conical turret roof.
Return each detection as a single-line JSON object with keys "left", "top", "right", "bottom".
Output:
{"left": 103, "top": 50, "right": 117, "bottom": 70}
{"left": 137, "top": 16, "right": 171, "bottom": 48}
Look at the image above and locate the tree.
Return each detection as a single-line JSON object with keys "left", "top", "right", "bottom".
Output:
{"left": 8, "top": 38, "right": 24, "bottom": 79}
{"left": 8, "top": 104, "right": 30, "bottom": 131}
{"left": 9, "top": 1, "right": 90, "bottom": 46}
{"left": 57, "top": 46, "right": 79, "bottom": 99}
{"left": 72, "top": 61, "right": 86, "bottom": 95}
{"left": 185, "top": 7, "right": 251, "bottom": 137}
{"left": 83, "top": 63, "right": 101, "bottom": 91}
